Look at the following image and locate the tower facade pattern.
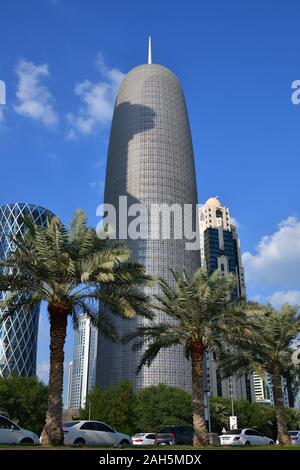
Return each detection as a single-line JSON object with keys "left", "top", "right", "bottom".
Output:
{"left": 96, "top": 63, "right": 199, "bottom": 391}
{"left": 0, "top": 203, "right": 53, "bottom": 377}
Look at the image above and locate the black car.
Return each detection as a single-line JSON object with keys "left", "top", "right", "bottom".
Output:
{"left": 155, "top": 425, "right": 194, "bottom": 445}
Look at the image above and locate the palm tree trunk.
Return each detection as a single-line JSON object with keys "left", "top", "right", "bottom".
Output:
{"left": 40, "top": 305, "right": 68, "bottom": 445}
{"left": 273, "top": 370, "right": 291, "bottom": 445}
{"left": 190, "top": 343, "right": 209, "bottom": 446}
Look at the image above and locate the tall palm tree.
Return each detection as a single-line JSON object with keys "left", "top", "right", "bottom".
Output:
{"left": 220, "top": 304, "right": 300, "bottom": 445}
{"left": 0, "top": 210, "right": 152, "bottom": 445}
{"left": 124, "top": 269, "right": 248, "bottom": 446}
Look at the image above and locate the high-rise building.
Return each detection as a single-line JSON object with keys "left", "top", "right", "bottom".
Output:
{"left": 68, "top": 315, "right": 98, "bottom": 411}
{"left": 66, "top": 361, "right": 73, "bottom": 409}
{"left": 289, "top": 336, "right": 300, "bottom": 409}
{"left": 253, "top": 373, "right": 272, "bottom": 405}
{"left": 96, "top": 40, "right": 199, "bottom": 391}
{"left": 199, "top": 197, "right": 252, "bottom": 401}
{"left": 0, "top": 202, "right": 53, "bottom": 377}
{"left": 199, "top": 197, "right": 246, "bottom": 298}
{"left": 252, "top": 337, "right": 300, "bottom": 408}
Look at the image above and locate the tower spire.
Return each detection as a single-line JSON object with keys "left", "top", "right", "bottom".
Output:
{"left": 148, "top": 36, "right": 152, "bottom": 64}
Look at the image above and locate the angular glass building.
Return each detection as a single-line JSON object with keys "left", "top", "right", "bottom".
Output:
{"left": 96, "top": 44, "right": 199, "bottom": 391}
{"left": 0, "top": 203, "right": 53, "bottom": 377}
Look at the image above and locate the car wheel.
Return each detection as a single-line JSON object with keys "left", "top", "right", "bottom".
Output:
{"left": 269, "top": 441, "right": 274, "bottom": 445}
{"left": 74, "top": 438, "right": 86, "bottom": 446}
{"left": 119, "top": 439, "right": 131, "bottom": 447}
{"left": 20, "top": 438, "right": 34, "bottom": 445}
{"left": 244, "top": 441, "right": 251, "bottom": 446}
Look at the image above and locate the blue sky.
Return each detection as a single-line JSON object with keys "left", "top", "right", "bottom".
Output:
{"left": 1, "top": 0, "right": 300, "bottom": 392}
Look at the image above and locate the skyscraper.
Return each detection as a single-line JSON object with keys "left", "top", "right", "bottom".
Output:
{"left": 199, "top": 197, "right": 246, "bottom": 298}
{"left": 96, "top": 40, "right": 199, "bottom": 391}
{"left": 68, "top": 315, "right": 98, "bottom": 411}
{"left": 199, "top": 197, "right": 252, "bottom": 401}
{"left": 0, "top": 203, "right": 53, "bottom": 377}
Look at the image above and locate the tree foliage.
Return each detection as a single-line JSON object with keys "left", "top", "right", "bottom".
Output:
{"left": 123, "top": 269, "right": 250, "bottom": 445}
{"left": 80, "top": 381, "right": 137, "bottom": 435}
{"left": 81, "top": 382, "right": 192, "bottom": 434}
{"left": 135, "top": 384, "right": 192, "bottom": 431}
{"left": 0, "top": 210, "right": 152, "bottom": 445}
{"left": 0, "top": 375, "right": 48, "bottom": 435}
{"left": 220, "top": 304, "right": 300, "bottom": 444}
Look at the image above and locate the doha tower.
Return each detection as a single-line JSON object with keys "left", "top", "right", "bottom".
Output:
{"left": 96, "top": 40, "right": 199, "bottom": 391}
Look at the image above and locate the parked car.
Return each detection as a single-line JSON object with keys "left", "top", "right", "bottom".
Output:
{"left": 219, "top": 428, "right": 274, "bottom": 446}
{"left": 0, "top": 415, "right": 39, "bottom": 445}
{"left": 62, "top": 420, "right": 132, "bottom": 446}
{"left": 276, "top": 430, "right": 300, "bottom": 445}
{"left": 132, "top": 433, "right": 156, "bottom": 445}
{"left": 155, "top": 425, "right": 194, "bottom": 445}
{"left": 288, "top": 430, "right": 300, "bottom": 445}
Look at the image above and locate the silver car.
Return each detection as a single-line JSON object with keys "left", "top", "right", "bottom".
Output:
{"left": 132, "top": 433, "right": 156, "bottom": 445}
{"left": 0, "top": 415, "right": 39, "bottom": 444}
{"left": 63, "top": 420, "right": 132, "bottom": 446}
{"left": 288, "top": 430, "right": 300, "bottom": 444}
{"left": 219, "top": 428, "right": 274, "bottom": 446}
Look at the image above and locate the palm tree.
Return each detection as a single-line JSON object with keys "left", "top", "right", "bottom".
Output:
{"left": 220, "top": 304, "right": 300, "bottom": 445}
{"left": 124, "top": 269, "right": 248, "bottom": 446}
{"left": 0, "top": 210, "right": 152, "bottom": 445}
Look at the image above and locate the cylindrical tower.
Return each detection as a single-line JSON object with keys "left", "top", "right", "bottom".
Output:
{"left": 97, "top": 62, "right": 199, "bottom": 391}
{"left": 0, "top": 203, "right": 53, "bottom": 377}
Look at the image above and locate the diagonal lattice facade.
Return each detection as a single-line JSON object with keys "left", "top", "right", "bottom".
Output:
{"left": 0, "top": 203, "right": 53, "bottom": 377}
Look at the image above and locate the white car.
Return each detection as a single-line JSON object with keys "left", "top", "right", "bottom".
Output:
{"left": 288, "top": 430, "right": 300, "bottom": 445}
{"left": 63, "top": 420, "right": 132, "bottom": 446}
{"left": 0, "top": 415, "right": 39, "bottom": 445}
{"left": 219, "top": 428, "right": 274, "bottom": 446}
{"left": 132, "top": 433, "right": 156, "bottom": 445}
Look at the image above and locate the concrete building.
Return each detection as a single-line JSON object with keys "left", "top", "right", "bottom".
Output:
{"left": 199, "top": 197, "right": 252, "bottom": 401}
{"left": 96, "top": 39, "right": 199, "bottom": 391}
{"left": 252, "top": 373, "right": 272, "bottom": 405}
{"left": 253, "top": 373, "right": 291, "bottom": 408}
{"left": 68, "top": 315, "right": 98, "bottom": 411}
{"left": 0, "top": 203, "right": 53, "bottom": 378}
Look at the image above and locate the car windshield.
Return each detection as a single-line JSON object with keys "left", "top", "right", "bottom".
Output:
{"left": 133, "top": 433, "right": 145, "bottom": 437}
{"left": 63, "top": 421, "right": 80, "bottom": 427}
{"left": 288, "top": 431, "right": 299, "bottom": 437}
{"left": 224, "top": 429, "right": 242, "bottom": 435}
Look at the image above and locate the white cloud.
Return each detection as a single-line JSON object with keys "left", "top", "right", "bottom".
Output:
{"left": 0, "top": 108, "right": 4, "bottom": 123}
{"left": 242, "top": 217, "right": 300, "bottom": 289}
{"left": 37, "top": 361, "right": 49, "bottom": 384}
{"left": 268, "top": 290, "right": 300, "bottom": 308}
{"left": 66, "top": 54, "right": 124, "bottom": 138}
{"left": 15, "top": 59, "right": 58, "bottom": 126}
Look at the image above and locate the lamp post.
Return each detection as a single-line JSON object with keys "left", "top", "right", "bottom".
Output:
{"left": 204, "top": 389, "right": 211, "bottom": 433}
{"left": 229, "top": 377, "right": 238, "bottom": 430}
